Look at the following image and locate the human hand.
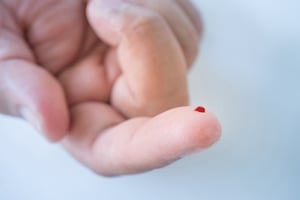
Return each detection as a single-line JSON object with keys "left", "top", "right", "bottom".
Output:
{"left": 0, "top": 0, "right": 221, "bottom": 176}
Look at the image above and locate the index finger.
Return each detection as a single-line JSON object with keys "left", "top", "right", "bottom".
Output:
{"left": 63, "top": 103, "right": 221, "bottom": 176}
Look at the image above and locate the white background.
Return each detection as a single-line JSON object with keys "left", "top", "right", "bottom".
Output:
{"left": 1, "top": 0, "right": 299, "bottom": 199}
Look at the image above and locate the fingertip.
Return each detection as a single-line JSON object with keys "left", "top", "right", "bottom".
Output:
{"left": 18, "top": 91, "right": 69, "bottom": 142}
{"left": 40, "top": 108, "right": 69, "bottom": 143}
{"left": 32, "top": 80, "right": 70, "bottom": 142}
{"left": 182, "top": 106, "right": 222, "bottom": 149}
{"left": 150, "top": 106, "right": 222, "bottom": 154}
{"left": 1, "top": 60, "right": 70, "bottom": 142}
{"left": 189, "top": 109, "right": 222, "bottom": 149}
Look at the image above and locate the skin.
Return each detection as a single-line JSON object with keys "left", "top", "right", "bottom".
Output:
{"left": 0, "top": 0, "right": 221, "bottom": 176}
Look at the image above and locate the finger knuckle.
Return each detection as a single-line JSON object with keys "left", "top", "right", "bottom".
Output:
{"left": 121, "top": 11, "right": 164, "bottom": 36}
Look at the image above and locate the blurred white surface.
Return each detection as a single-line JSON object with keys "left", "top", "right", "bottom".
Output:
{"left": 0, "top": 0, "right": 299, "bottom": 199}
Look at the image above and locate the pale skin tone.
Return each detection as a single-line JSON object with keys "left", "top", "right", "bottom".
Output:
{"left": 0, "top": 0, "right": 221, "bottom": 176}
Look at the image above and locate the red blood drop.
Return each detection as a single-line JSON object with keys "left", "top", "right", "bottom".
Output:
{"left": 194, "top": 106, "right": 206, "bottom": 113}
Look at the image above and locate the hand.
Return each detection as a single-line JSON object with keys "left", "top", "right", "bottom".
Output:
{"left": 0, "top": 0, "right": 221, "bottom": 176}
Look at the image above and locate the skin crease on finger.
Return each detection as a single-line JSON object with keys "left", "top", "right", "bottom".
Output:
{"left": 0, "top": 0, "right": 222, "bottom": 176}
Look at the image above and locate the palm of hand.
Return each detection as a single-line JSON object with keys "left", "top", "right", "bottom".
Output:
{"left": 0, "top": 0, "right": 220, "bottom": 176}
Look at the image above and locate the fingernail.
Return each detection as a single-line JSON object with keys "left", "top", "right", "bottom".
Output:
{"left": 194, "top": 106, "right": 206, "bottom": 113}
{"left": 94, "top": 0, "right": 121, "bottom": 10}
{"left": 19, "top": 107, "right": 42, "bottom": 132}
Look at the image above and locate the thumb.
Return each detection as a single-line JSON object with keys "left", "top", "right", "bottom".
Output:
{"left": 87, "top": 0, "right": 189, "bottom": 117}
{"left": 0, "top": 59, "right": 69, "bottom": 142}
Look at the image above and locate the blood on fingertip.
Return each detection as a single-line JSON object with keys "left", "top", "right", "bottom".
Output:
{"left": 194, "top": 106, "right": 206, "bottom": 113}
